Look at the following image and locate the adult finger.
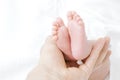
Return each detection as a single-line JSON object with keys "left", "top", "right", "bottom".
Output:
{"left": 96, "top": 37, "right": 110, "bottom": 65}
{"left": 80, "top": 38, "right": 106, "bottom": 74}
{"left": 40, "top": 36, "right": 66, "bottom": 68}
{"left": 103, "top": 50, "right": 111, "bottom": 63}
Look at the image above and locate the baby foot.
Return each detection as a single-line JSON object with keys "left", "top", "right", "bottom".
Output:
{"left": 52, "top": 17, "right": 75, "bottom": 60}
{"left": 67, "top": 11, "right": 92, "bottom": 60}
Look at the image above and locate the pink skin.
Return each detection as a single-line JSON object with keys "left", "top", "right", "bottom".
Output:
{"left": 67, "top": 11, "right": 92, "bottom": 60}
{"left": 52, "top": 12, "right": 110, "bottom": 80}
{"left": 52, "top": 11, "right": 92, "bottom": 60}
{"left": 52, "top": 17, "right": 75, "bottom": 60}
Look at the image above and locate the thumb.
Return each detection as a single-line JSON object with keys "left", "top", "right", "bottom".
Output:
{"left": 80, "top": 38, "right": 105, "bottom": 75}
{"left": 40, "top": 36, "right": 66, "bottom": 68}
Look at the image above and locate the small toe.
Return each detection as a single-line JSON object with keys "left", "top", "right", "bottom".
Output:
{"left": 52, "top": 26, "right": 58, "bottom": 31}
{"left": 52, "top": 20, "right": 60, "bottom": 31}
{"left": 67, "top": 11, "right": 76, "bottom": 21}
{"left": 52, "top": 30, "right": 57, "bottom": 35}
{"left": 76, "top": 16, "right": 81, "bottom": 22}
{"left": 78, "top": 20, "right": 84, "bottom": 25}
{"left": 52, "top": 21, "right": 59, "bottom": 32}
{"left": 71, "top": 11, "right": 76, "bottom": 15}
{"left": 52, "top": 21, "right": 59, "bottom": 37}
{"left": 74, "top": 14, "right": 84, "bottom": 25}
{"left": 73, "top": 14, "right": 78, "bottom": 20}
{"left": 52, "top": 21, "right": 58, "bottom": 26}
{"left": 52, "top": 35, "right": 58, "bottom": 41}
{"left": 52, "top": 30, "right": 58, "bottom": 41}
{"left": 56, "top": 17, "right": 65, "bottom": 27}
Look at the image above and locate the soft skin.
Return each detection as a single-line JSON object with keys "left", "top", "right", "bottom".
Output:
{"left": 27, "top": 36, "right": 110, "bottom": 80}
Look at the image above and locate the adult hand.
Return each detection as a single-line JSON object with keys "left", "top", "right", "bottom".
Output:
{"left": 89, "top": 37, "right": 111, "bottom": 80}
{"left": 27, "top": 36, "right": 108, "bottom": 80}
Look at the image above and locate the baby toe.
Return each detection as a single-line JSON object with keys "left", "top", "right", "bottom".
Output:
{"left": 56, "top": 17, "right": 65, "bottom": 27}
{"left": 67, "top": 11, "right": 75, "bottom": 20}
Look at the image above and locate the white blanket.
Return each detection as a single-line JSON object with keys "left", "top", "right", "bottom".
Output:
{"left": 0, "top": 0, "right": 120, "bottom": 80}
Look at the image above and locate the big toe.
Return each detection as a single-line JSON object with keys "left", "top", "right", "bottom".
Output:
{"left": 67, "top": 11, "right": 76, "bottom": 21}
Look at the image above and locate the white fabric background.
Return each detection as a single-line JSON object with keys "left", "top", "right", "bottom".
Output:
{"left": 0, "top": 0, "right": 120, "bottom": 80}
